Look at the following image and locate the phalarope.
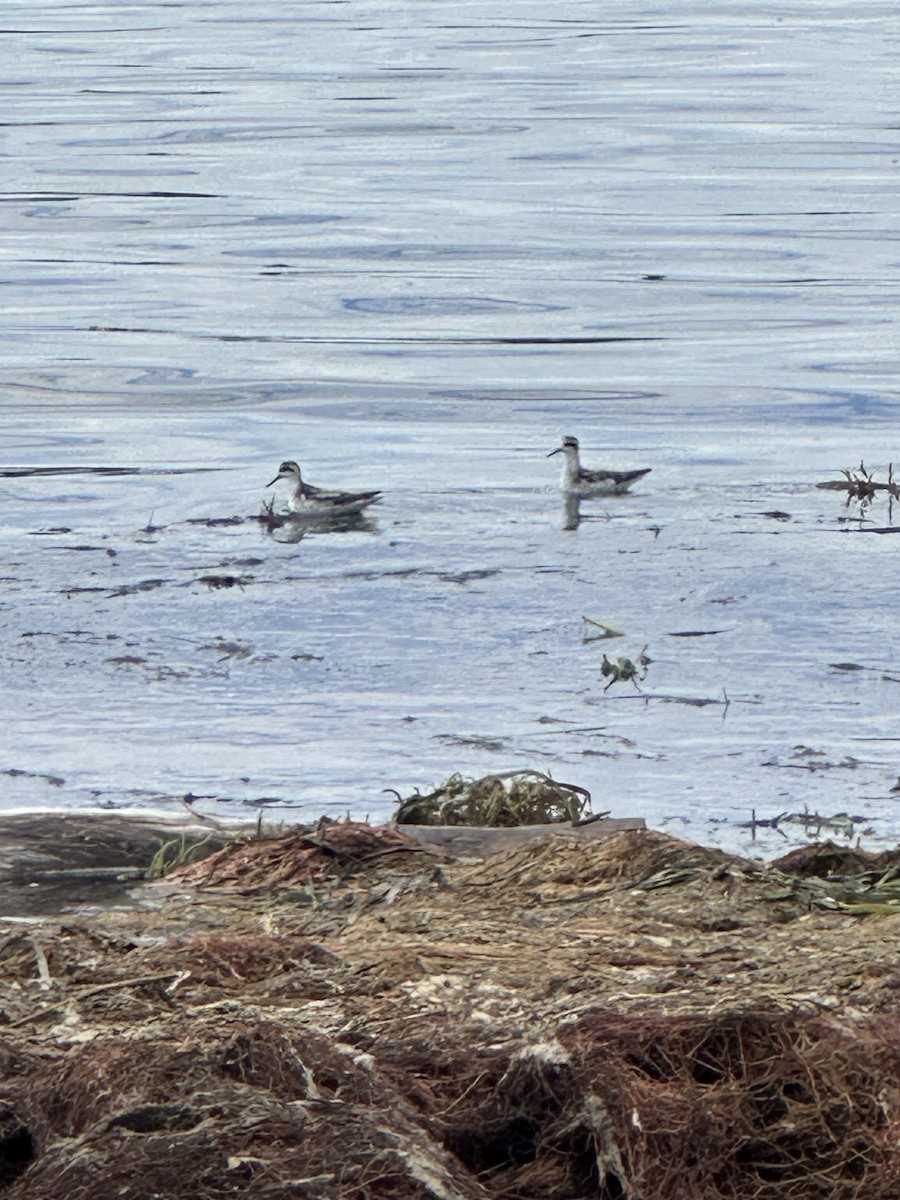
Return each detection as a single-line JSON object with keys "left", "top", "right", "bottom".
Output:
{"left": 548, "top": 436, "right": 651, "bottom": 496}
{"left": 266, "top": 460, "right": 381, "bottom": 517}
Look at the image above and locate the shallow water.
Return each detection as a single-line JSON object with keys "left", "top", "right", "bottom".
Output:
{"left": 2, "top": 2, "right": 900, "bottom": 855}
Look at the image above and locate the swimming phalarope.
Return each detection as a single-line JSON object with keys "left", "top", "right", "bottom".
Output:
{"left": 548, "top": 436, "right": 651, "bottom": 496}
{"left": 266, "top": 460, "right": 381, "bottom": 516}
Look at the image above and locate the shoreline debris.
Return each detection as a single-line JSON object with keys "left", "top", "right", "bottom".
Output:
{"left": 392, "top": 770, "right": 593, "bottom": 826}
{"left": 0, "top": 825, "right": 899, "bottom": 1198}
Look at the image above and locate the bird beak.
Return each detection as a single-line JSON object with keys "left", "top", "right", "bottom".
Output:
{"left": 266, "top": 473, "right": 282, "bottom": 487}
{"left": 547, "top": 446, "right": 562, "bottom": 458}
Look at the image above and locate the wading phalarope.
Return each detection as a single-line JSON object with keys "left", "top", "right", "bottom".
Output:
{"left": 265, "top": 460, "right": 381, "bottom": 517}
{"left": 548, "top": 436, "right": 651, "bottom": 496}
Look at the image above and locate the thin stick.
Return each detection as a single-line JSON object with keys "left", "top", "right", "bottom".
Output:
{"left": 11, "top": 971, "right": 189, "bottom": 1027}
{"left": 28, "top": 937, "right": 52, "bottom": 990}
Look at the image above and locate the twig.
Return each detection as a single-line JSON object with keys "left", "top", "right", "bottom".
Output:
{"left": 738, "top": 808, "right": 789, "bottom": 840}
{"left": 433, "top": 1071, "right": 491, "bottom": 1117}
{"left": 571, "top": 811, "right": 612, "bottom": 828}
{"left": 28, "top": 937, "right": 52, "bottom": 990}
{"left": 11, "top": 971, "right": 189, "bottom": 1027}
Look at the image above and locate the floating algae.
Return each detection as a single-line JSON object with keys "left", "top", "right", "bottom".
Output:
{"left": 600, "top": 646, "right": 651, "bottom": 691}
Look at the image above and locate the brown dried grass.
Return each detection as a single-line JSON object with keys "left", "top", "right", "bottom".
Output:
{"left": 0, "top": 826, "right": 898, "bottom": 1198}
{"left": 170, "top": 818, "right": 427, "bottom": 891}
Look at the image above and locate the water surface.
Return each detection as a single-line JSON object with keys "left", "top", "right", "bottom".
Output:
{"left": 2, "top": 2, "right": 899, "bottom": 855}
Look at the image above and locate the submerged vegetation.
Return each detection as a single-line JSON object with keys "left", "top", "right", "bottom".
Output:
{"left": 581, "top": 618, "right": 652, "bottom": 691}
{"left": 600, "top": 645, "right": 651, "bottom": 690}
{"left": 818, "top": 461, "right": 900, "bottom": 513}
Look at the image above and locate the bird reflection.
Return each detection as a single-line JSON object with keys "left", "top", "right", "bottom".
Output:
{"left": 259, "top": 502, "right": 378, "bottom": 543}
{"left": 562, "top": 493, "right": 582, "bottom": 530}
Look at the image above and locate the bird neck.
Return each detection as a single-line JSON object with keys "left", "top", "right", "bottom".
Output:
{"left": 559, "top": 450, "right": 581, "bottom": 486}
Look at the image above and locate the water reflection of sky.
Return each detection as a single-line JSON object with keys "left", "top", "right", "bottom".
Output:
{"left": 1, "top": 4, "right": 899, "bottom": 855}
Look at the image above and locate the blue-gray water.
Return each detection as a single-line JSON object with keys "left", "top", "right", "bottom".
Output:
{"left": 2, "top": 3, "right": 900, "bottom": 855}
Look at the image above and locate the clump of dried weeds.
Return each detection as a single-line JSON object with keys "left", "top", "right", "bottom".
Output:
{"left": 393, "top": 769, "right": 592, "bottom": 826}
